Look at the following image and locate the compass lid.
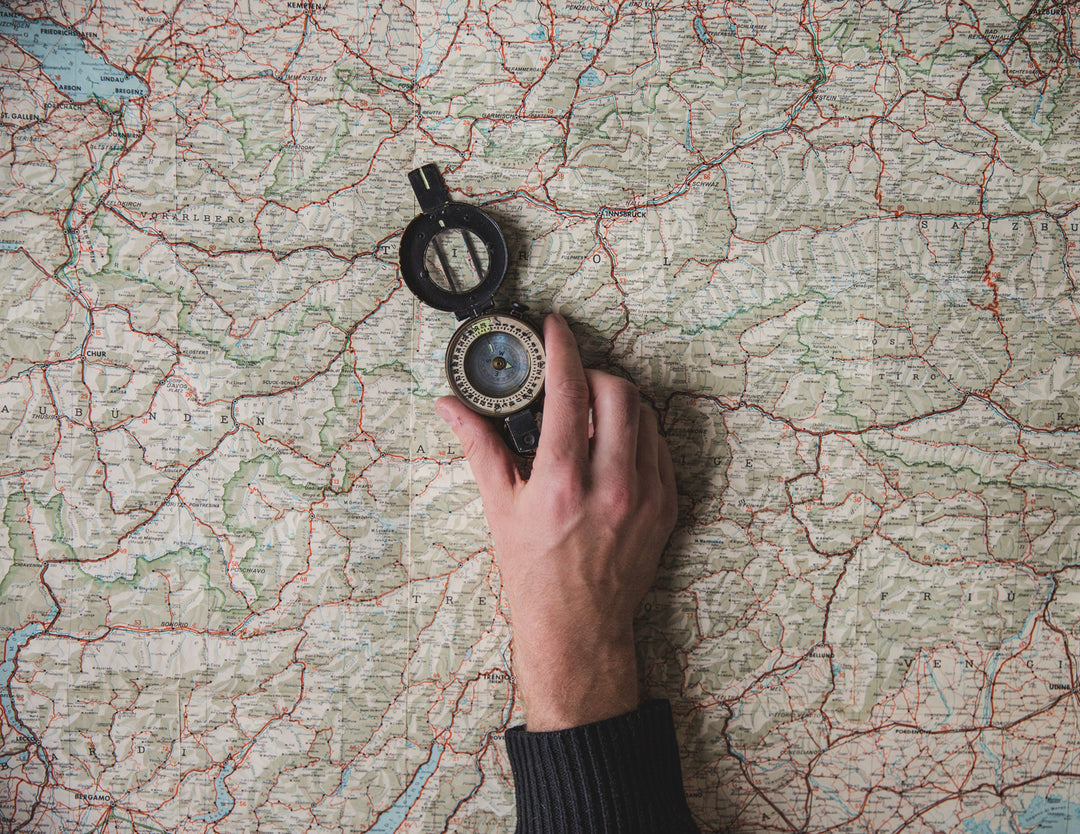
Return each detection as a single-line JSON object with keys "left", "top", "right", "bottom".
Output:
{"left": 399, "top": 164, "right": 508, "bottom": 319}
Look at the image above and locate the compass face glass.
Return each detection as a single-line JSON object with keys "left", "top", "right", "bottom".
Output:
{"left": 446, "top": 314, "right": 545, "bottom": 416}
{"left": 464, "top": 331, "right": 530, "bottom": 397}
{"left": 422, "top": 228, "right": 489, "bottom": 294}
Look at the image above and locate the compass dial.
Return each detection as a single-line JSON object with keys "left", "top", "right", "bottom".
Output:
{"left": 445, "top": 314, "right": 545, "bottom": 416}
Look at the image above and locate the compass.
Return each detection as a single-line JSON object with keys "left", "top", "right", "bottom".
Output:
{"left": 399, "top": 164, "right": 546, "bottom": 455}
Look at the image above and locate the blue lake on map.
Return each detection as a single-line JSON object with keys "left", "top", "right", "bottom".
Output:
{"left": 0, "top": 622, "right": 48, "bottom": 752}
{"left": 1016, "top": 794, "right": 1079, "bottom": 834}
{"left": 0, "top": 7, "right": 148, "bottom": 101}
{"left": 192, "top": 757, "right": 237, "bottom": 824}
{"left": 963, "top": 794, "right": 1078, "bottom": 834}
{"left": 367, "top": 744, "right": 444, "bottom": 833}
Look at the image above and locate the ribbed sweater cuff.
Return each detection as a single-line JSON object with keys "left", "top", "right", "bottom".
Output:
{"left": 504, "top": 699, "right": 698, "bottom": 834}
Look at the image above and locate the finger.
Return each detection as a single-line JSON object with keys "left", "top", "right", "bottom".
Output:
{"left": 635, "top": 402, "right": 659, "bottom": 476}
{"left": 656, "top": 431, "right": 678, "bottom": 531}
{"left": 436, "top": 396, "right": 519, "bottom": 510}
{"left": 536, "top": 314, "right": 591, "bottom": 466}
{"left": 585, "top": 370, "right": 641, "bottom": 472}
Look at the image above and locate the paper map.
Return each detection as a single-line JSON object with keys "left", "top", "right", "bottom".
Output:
{"left": 1, "top": 0, "right": 1079, "bottom": 830}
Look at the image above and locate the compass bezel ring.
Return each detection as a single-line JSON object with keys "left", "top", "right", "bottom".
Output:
{"left": 399, "top": 202, "right": 508, "bottom": 317}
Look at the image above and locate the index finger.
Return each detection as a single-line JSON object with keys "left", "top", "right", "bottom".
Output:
{"left": 536, "top": 314, "right": 591, "bottom": 466}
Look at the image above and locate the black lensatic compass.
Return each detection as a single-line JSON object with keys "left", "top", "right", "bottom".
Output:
{"left": 399, "top": 164, "right": 545, "bottom": 455}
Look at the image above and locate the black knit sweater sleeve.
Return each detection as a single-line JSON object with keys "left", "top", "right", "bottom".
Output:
{"left": 504, "top": 699, "right": 699, "bottom": 833}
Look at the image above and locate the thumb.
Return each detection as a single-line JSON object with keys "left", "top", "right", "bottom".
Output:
{"left": 435, "top": 397, "right": 519, "bottom": 509}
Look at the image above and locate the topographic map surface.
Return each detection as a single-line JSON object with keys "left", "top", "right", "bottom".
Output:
{"left": 1, "top": 0, "right": 1079, "bottom": 831}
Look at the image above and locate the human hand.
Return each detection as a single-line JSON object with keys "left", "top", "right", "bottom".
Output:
{"left": 436, "top": 314, "right": 677, "bottom": 731}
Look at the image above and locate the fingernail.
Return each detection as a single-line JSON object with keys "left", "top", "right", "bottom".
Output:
{"left": 434, "top": 398, "right": 453, "bottom": 423}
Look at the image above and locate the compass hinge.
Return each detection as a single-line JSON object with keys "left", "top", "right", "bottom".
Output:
{"left": 503, "top": 409, "right": 541, "bottom": 456}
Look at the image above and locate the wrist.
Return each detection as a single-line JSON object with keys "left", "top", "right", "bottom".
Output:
{"left": 513, "top": 632, "right": 640, "bottom": 731}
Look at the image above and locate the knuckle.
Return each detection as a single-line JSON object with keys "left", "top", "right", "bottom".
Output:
{"left": 607, "top": 378, "right": 645, "bottom": 431}
{"left": 537, "top": 444, "right": 588, "bottom": 476}
{"left": 636, "top": 490, "right": 663, "bottom": 526}
{"left": 546, "top": 469, "right": 587, "bottom": 513}
{"left": 612, "top": 375, "right": 640, "bottom": 401}
{"left": 598, "top": 475, "right": 637, "bottom": 520}
{"left": 637, "top": 479, "right": 677, "bottom": 531}
{"left": 595, "top": 373, "right": 638, "bottom": 405}
{"left": 553, "top": 375, "right": 591, "bottom": 411}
